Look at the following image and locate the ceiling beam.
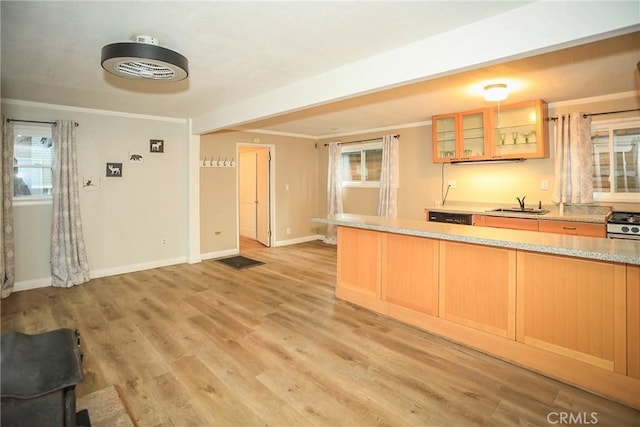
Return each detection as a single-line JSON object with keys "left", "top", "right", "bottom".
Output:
{"left": 192, "top": 1, "right": 640, "bottom": 135}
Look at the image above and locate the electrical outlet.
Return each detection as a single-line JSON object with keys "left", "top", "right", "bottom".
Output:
{"left": 541, "top": 180, "right": 549, "bottom": 190}
{"left": 286, "top": 227, "right": 291, "bottom": 235}
{"left": 161, "top": 239, "right": 167, "bottom": 246}
{"left": 448, "top": 180, "right": 457, "bottom": 189}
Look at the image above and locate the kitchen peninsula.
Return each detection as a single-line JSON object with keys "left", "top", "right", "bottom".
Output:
{"left": 313, "top": 214, "right": 640, "bottom": 409}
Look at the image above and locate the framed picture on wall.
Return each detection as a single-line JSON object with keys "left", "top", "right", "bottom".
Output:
{"left": 106, "top": 162, "right": 122, "bottom": 177}
{"left": 150, "top": 139, "right": 164, "bottom": 153}
{"left": 82, "top": 176, "right": 100, "bottom": 191}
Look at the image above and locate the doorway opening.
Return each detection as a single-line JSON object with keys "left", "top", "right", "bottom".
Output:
{"left": 237, "top": 144, "right": 274, "bottom": 252}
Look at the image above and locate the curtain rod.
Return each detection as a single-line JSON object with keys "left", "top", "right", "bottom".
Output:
{"left": 323, "top": 134, "right": 399, "bottom": 147}
{"left": 6, "top": 118, "right": 79, "bottom": 127}
{"left": 547, "top": 108, "right": 640, "bottom": 121}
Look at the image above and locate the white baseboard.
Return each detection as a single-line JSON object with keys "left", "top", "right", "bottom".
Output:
{"left": 90, "top": 256, "right": 187, "bottom": 279}
{"left": 12, "top": 239, "right": 323, "bottom": 293}
{"left": 12, "top": 256, "right": 188, "bottom": 293}
{"left": 273, "top": 234, "right": 323, "bottom": 247}
{"left": 200, "top": 248, "right": 239, "bottom": 261}
{"left": 13, "top": 277, "right": 52, "bottom": 292}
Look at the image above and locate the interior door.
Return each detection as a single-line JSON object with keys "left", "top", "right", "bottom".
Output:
{"left": 256, "top": 148, "right": 271, "bottom": 246}
{"left": 239, "top": 151, "right": 257, "bottom": 238}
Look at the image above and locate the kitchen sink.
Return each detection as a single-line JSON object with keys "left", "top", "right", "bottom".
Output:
{"left": 488, "top": 208, "right": 550, "bottom": 215}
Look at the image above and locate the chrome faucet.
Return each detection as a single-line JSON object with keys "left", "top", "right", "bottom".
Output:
{"left": 516, "top": 196, "right": 526, "bottom": 210}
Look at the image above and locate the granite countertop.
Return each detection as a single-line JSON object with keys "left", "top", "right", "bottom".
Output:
{"left": 313, "top": 213, "right": 640, "bottom": 265}
{"left": 424, "top": 202, "right": 613, "bottom": 223}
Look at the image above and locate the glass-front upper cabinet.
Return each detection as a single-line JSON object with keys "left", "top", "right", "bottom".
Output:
{"left": 490, "top": 99, "right": 549, "bottom": 160}
{"left": 432, "top": 109, "right": 489, "bottom": 163}
{"left": 433, "top": 113, "right": 458, "bottom": 162}
{"left": 460, "top": 109, "right": 490, "bottom": 160}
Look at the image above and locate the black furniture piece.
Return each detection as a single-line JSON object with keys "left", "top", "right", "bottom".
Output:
{"left": 1, "top": 329, "right": 86, "bottom": 427}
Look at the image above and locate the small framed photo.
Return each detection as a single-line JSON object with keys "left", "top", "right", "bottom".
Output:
{"left": 129, "top": 152, "right": 144, "bottom": 164}
{"left": 150, "top": 139, "right": 164, "bottom": 153}
{"left": 106, "top": 162, "right": 123, "bottom": 177}
{"left": 82, "top": 176, "right": 100, "bottom": 191}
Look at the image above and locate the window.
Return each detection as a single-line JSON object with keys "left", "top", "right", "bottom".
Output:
{"left": 13, "top": 123, "right": 54, "bottom": 199}
{"left": 341, "top": 141, "right": 382, "bottom": 187}
{"left": 592, "top": 118, "right": 640, "bottom": 202}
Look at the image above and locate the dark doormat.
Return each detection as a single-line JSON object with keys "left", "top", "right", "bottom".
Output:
{"left": 216, "top": 255, "right": 264, "bottom": 270}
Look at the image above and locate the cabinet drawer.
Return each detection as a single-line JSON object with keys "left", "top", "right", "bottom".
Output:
{"left": 483, "top": 216, "right": 538, "bottom": 231}
{"left": 538, "top": 220, "right": 606, "bottom": 237}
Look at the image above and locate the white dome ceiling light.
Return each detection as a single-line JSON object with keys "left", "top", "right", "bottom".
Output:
{"left": 483, "top": 83, "right": 508, "bottom": 102}
{"left": 101, "top": 35, "right": 189, "bottom": 82}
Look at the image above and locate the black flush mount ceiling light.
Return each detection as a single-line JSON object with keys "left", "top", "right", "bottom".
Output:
{"left": 101, "top": 35, "right": 189, "bottom": 82}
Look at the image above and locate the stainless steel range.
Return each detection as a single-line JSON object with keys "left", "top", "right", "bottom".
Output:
{"left": 607, "top": 212, "right": 640, "bottom": 240}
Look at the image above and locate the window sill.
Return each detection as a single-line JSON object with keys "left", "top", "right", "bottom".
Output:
{"left": 342, "top": 182, "right": 380, "bottom": 189}
{"left": 594, "top": 192, "right": 640, "bottom": 203}
{"left": 13, "top": 196, "right": 53, "bottom": 207}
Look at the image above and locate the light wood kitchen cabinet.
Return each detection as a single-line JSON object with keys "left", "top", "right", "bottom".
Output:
{"left": 516, "top": 251, "right": 627, "bottom": 373}
{"left": 432, "top": 108, "right": 490, "bottom": 163}
{"left": 439, "top": 241, "right": 516, "bottom": 339}
{"left": 538, "top": 219, "right": 606, "bottom": 237}
{"left": 482, "top": 215, "right": 539, "bottom": 231}
{"left": 473, "top": 215, "right": 606, "bottom": 237}
{"left": 432, "top": 99, "right": 548, "bottom": 163}
{"left": 382, "top": 233, "right": 439, "bottom": 316}
{"left": 336, "top": 227, "right": 384, "bottom": 311}
{"left": 337, "top": 227, "right": 440, "bottom": 316}
{"left": 628, "top": 265, "right": 640, "bottom": 379}
{"left": 489, "top": 99, "right": 549, "bottom": 160}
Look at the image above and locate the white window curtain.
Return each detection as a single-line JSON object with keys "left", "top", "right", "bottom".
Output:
{"left": 323, "top": 142, "right": 343, "bottom": 244}
{"left": 51, "top": 120, "right": 90, "bottom": 288}
{"left": 1, "top": 118, "right": 16, "bottom": 298}
{"left": 552, "top": 113, "right": 594, "bottom": 205}
{"left": 377, "top": 134, "right": 400, "bottom": 218}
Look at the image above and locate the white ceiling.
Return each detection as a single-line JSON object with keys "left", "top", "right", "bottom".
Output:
{"left": 2, "top": 1, "right": 639, "bottom": 138}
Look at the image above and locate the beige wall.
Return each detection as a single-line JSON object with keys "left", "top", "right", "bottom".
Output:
{"left": 317, "top": 93, "right": 640, "bottom": 222}
{"left": 4, "top": 101, "right": 189, "bottom": 286}
{"left": 200, "top": 131, "right": 319, "bottom": 256}
{"left": 5, "top": 92, "right": 638, "bottom": 287}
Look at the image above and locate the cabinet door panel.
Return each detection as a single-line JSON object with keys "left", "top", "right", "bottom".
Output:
{"left": 433, "top": 114, "right": 458, "bottom": 162}
{"left": 490, "top": 99, "right": 549, "bottom": 160}
{"left": 439, "top": 241, "right": 516, "bottom": 339}
{"left": 460, "top": 110, "right": 490, "bottom": 160}
{"left": 516, "top": 251, "right": 626, "bottom": 373}
{"left": 337, "top": 226, "right": 381, "bottom": 297}
{"left": 382, "top": 234, "right": 439, "bottom": 315}
{"left": 627, "top": 265, "right": 640, "bottom": 379}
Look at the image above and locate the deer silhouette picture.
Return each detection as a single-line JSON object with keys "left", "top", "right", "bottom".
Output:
{"left": 150, "top": 139, "right": 164, "bottom": 153}
{"left": 106, "top": 163, "right": 122, "bottom": 177}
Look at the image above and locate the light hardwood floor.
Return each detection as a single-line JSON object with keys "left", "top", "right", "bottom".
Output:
{"left": 2, "top": 240, "right": 639, "bottom": 426}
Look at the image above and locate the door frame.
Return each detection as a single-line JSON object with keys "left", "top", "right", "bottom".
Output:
{"left": 236, "top": 143, "right": 275, "bottom": 248}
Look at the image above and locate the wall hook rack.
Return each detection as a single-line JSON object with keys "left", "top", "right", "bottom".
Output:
{"left": 200, "top": 156, "right": 235, "bottom": 168}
